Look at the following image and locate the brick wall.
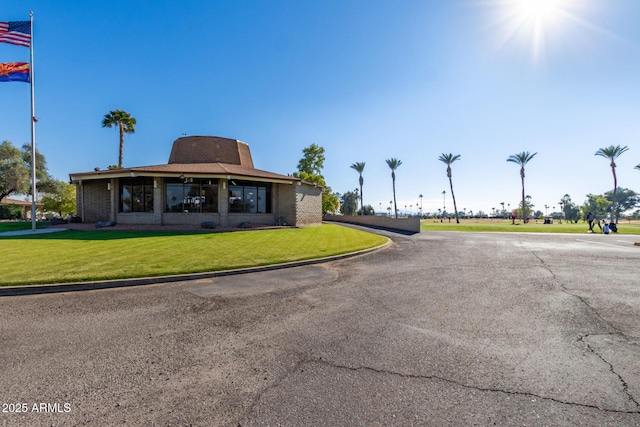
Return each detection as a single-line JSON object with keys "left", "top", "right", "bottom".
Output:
{"left": 161, "top": 213, "right": 220, "bottom": 226}
{"left": 76, "top": 177, "right": 323, "bottom": 227}
{"left": 323, "top": 215, "right": 421, "bottom": 233}
{"left": 77, "top": 181, "right": 111, "bottom": 222}
{"left": 294, "top": 183, "right": 322, "bottom": 226}
{"left": 275, "top": 184, "right": 296, "bottom": 226}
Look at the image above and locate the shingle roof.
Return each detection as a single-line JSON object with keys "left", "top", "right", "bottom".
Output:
{"left": 69, "top": 136, "right": 298, "bottom": 183}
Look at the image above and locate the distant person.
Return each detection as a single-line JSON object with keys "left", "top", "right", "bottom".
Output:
{"left": 587, "top": 212, "right": 595, "bottom": 232}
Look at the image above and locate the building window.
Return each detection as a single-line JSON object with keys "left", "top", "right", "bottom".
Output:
{"left": 120, "top": 177, "right": 154, "bottom": 213}
{"left": 165, "top": 178, "right": 218, "bottom": 213}
{"left": 229, "top": 180, "right": 271, "bottom": 213}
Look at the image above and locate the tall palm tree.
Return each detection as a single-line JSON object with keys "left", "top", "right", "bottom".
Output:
{"left": 102, "top": 110, "right": 137, "bottom": 168}
{"left": 438, "top": 153, "right": 461, "bottom": 223}
{"left": 385, "top": 158, "right": 402, "bottom": 218}
{"left": 507, "top": 151, "right": 537, "bottom": 223}
{"left": 350, "top": 162, "right": 366, "bottom": 215}
{"left": 595, "top": 145, "right": 629, "bottom": 223}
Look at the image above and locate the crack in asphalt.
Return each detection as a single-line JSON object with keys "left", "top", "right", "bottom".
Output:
{"left": 578, "top": 333, "right": 640, "bottom": 409}
{"left": 530, "top": 249, "right": 640, "bottom": 411}
{"left": 308, "top": 358, "right": 640, "bottom": 414}
{"left": 531, "top": 251, "right": 557, "bottom": 279}
{"left": 560, "top": 284, "right": 640, "bottom": 409}
{"left": 242, "top": 355, "right": 308, "bottom": 422}
{"left": 562, "top": 290, "right": 623, "bottom": 335}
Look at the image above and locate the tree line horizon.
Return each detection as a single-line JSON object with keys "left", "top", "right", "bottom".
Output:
{"left": 336, "top": 145, "right": 639, "bottom": 224}
{"left": 3, "top": 106, "right": 640, "bottom": 224}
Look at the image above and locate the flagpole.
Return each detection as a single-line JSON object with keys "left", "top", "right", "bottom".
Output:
{"left": 29, "top": 11, "right": 36, "bottom": 231}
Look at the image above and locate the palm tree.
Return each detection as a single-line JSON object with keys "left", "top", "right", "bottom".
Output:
{"left": 350, "top": 162, "right": 366, "bottom": 215}
{"left": 385, "top": 158, "right": 402, "bottom": 218}
{"left": 438, "top": 153, "right": 461, "bottom": 223}
{"left": 102, "top": 110, "right": 137, "bottom": 168}
{"left": 595, "top": 145, "right": 629, "bottom": 223}
{"left": 507, "top": 151, "right": 538, "bottom": 223}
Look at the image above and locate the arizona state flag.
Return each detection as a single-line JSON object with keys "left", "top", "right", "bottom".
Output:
{"left": 0, "top": 62, "right": 30, "bottom": 83}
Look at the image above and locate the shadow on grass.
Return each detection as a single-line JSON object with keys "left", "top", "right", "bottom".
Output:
{"left": 0, "top": 229, "right": 215, "bottom": 241}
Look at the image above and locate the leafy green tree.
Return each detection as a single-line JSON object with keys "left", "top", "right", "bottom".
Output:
{"left": 507, "top": 151, "right": 537, "bottom": 223}
{"left": 102, "top": 109, "right": 137, "bottom": 168}
{"left": 293, "top": 144, "right": 338, "bottom": 214}
{"left": 385, "top": 158, "right": 402, "bottom": 218}
{"left": 603, "top": 187, "right": 638, "bottom": 219}
{"left": 42, "top": 182, "right": 76, "bottom": 217}
{"left": 595, "top": 145, "right": 629, "bottom": 223}
{"left": 1, "top": 140, "right": 52, "bottom": 201}
{"left": 0, "top": 203, "right": 23, "bottom": 220}
{"left": 559, "top": 194, "right": 580, "bottom": 223}
{"left": 581, "top": 194, "right": 612, "bottom": 220}
{"left": 296, "top": 143, "right": 325, "bottom": 175}
{"left": 358, "top": 204, "right": 375, "bottom": 216}
{"left": 515, "top": 195, "right": 534, "bottom": 220}
{"left": 339, "top": 190, "right": 359, "bottom": 216}
{"left": 350, "top": 162, "right": 366, "bottom": 215}
{"left": 0, "top": 140, "right": 29, "bottom": 201}
{"left": 438, "top": 153, "right": 461, "bottom": 224}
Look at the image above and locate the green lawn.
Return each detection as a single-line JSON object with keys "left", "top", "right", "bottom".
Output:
{"left": 421, "top": 218, "right": 640, "bottom": 234}
{"left": 0, "top": 221, "right": 48, "bottom": 232}
{"left": 0, "top": 224, "right": 388, "bottom": 286}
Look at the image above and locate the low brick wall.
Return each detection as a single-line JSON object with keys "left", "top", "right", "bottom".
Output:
{"left": 323, "top": 215, "right": 420, "bottom": 234}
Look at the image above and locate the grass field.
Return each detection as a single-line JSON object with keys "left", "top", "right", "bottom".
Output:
{"left": 0, "top": 223, "right": 388, "bottom": 286}
{"left": 421, "top": 218, "right": 640, "bottom": 234}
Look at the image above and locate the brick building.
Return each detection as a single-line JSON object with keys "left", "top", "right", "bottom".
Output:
{"left": 69, "top": 136, "right": 322, "bottom": 227}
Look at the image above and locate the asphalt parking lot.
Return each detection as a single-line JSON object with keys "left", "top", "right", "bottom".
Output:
{"left": 1, "top": 230, "right": 639, "bottom": 426}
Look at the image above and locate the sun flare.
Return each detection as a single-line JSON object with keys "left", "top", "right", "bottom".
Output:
{"left": 515, "top": 0, "right": 562, "bottom": 21}
{"left": 490, "top": 0, "right": 575, "bottom": 64}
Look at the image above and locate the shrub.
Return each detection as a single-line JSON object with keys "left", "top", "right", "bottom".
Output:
{"left": 0, "top": 204, "right": 23, "bottom": 220}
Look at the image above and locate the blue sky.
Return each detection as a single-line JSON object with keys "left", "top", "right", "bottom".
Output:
{"left": 2, "top": 0, "right": 639, "bottom": 215}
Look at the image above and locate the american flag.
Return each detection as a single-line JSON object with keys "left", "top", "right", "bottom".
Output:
{"left": 0, "top": 21, "right": 31, "bottom": 47}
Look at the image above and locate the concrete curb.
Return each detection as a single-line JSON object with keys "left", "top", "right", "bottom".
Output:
{"left": 0, "top": 238, "right": 392, "bottom": 297}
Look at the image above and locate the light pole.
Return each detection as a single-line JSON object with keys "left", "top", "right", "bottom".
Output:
{"left": 442, "top": 190, "right": 446, "bottom": 211}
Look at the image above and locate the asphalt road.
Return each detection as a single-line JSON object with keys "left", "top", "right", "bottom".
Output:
{"left": 1, "top": 230, "right": 639, "bottom": 426}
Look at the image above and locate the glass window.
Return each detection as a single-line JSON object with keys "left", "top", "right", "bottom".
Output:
{"left": 120, "top": 177, "right": 153, "bottom": 213}
{"left": 243, "top": 186, "right": 257, "bottom": 213}
{"left": 229, "top": 185, "right": 243, "bottom": 213}
{"left": 165, "top": 179, "right": 218, "bottom": 213}
{"left": 257, "top": 187, "right": 267, "bottom": 213}
{"left": 228, "top": 180, "right": 271, "bottom": 214}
